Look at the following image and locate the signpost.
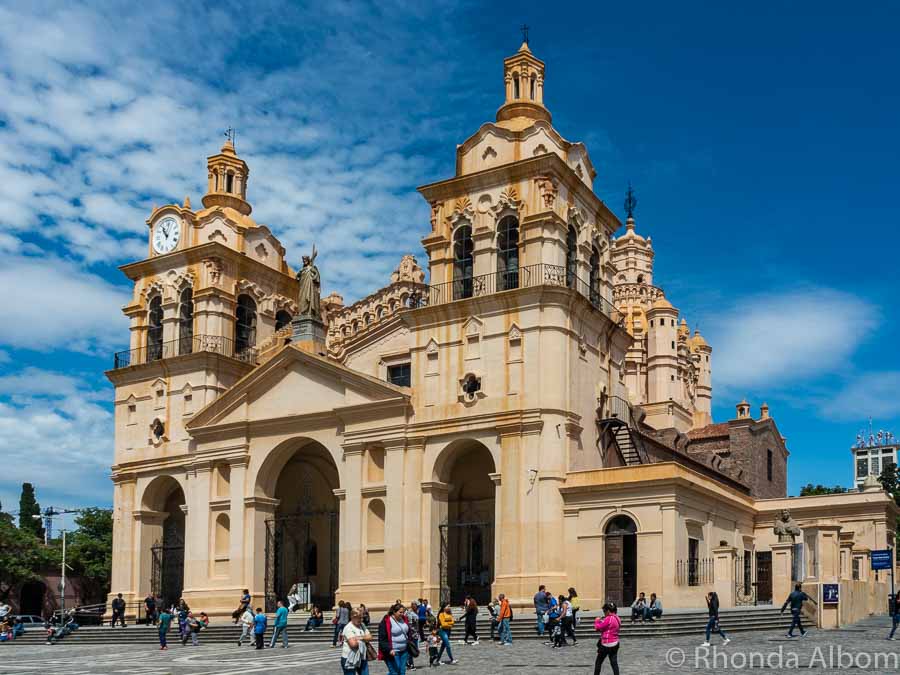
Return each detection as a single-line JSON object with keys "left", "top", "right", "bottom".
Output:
{"left": 822, "top": 583, "right": 839, "bottom": 604}
{"left": 872, "top": 548, "right": 895, "bottom": 613}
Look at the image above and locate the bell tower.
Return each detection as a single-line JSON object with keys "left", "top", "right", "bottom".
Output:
{"left": 202, "top": 132, "right": 252, "bottom": 216}
{"left": 496, "top": 38, "right": 551, "bottom": 125}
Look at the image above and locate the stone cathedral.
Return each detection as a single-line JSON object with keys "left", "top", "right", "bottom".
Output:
{"left": 107, "top": 42, "right": 896, "bottom": 622}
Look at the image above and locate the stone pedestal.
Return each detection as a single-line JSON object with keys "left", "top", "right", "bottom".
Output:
{"left": 712, "top": 545, "right": 737, "bottom": 607}
{"left": 291, "top": 316, "right": 326, "bottom": 354}
{"left": 771, "top": 542, "right": 794, "bottom": 611}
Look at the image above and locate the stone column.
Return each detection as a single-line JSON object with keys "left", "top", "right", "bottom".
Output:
{"left": 712, "top": 545, "right": 737, "bottom": 608}
{"left": 182, "top": 464, "right": 211, "bottom": 598}
{"left": 229, "top": 458, "right": 249, "bottom": 586}
{"left": 109, "top": 476, "right": 137, "bottom": 600}
{"left": 771, "top": 541, "right": 794, "bottom": 613}
{"left": 421, "top": 481, "right": 450, "bottom": 603}
{"left": 243, "top": 496, "right": 280, "bottom": 607}
{"left": 811, "top": 524, "right": 842, "bottom": 628}
{"left": 131, "top": 508, "right": 166, "bottom": 614}
{"left": 333, "top": 488, "right": 347, "bottom": 601}
{"left": 341, "top": 444, "right": 365, "bottom": 587}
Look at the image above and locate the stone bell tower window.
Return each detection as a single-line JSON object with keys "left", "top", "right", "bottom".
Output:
{"left": 226, "top": 171, "right": 234, "bottom": 194}
{"left": 235, "top": 294, "right": 257, "bottom": 354}
{"left": 513, "top": 73, "right": 520, "bottom": 99}
{"left": 147, "top": 296, "right": 163, "bottom": 361}
{"left": 530, "top": 74, "right": 536, "bottom": 99}
{"left": 178, "top": 288, "right": 193, "bottom": 355}
{"left": 566, "top": 225, "right": 578, "bottom": 289}
{"left": 453, "top": 225, "right": 474, "bottom": 300}
{"left": 589, "top": 246, "right": 601, "bottom": 305}
{"left": 497, "top": 216, "right": 519, "bottom": 291}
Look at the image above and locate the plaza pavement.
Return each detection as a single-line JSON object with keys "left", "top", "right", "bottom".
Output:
{"left": 1, "top": 615, "right": 899, "bottom": 674}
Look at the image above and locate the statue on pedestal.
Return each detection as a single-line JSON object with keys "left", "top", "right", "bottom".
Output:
{"left": 297, "top": 245, "right": 321, "bottom": 320}
{"left": 774, "top": 508, "right": 801, "bottom": 543}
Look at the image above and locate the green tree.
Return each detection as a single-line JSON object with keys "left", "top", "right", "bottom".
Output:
{"left": 799, "top": 483, "right": 849, "bottom": 496}
{"left": 877, "top": 463, "right": 900, "bottom": 506}
{"left": 18, "top": 483, "right": 44, "bottom": 540}
{"left": 66, "top": 508, "right": 113, "bottom": 603}
{"left": 0, "top": 516, "right": 55, "bottom": 603}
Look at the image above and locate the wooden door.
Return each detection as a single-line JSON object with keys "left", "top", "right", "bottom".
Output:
{"left": 756, "top": 551, "right": 772, "bottom": 603}
{"left": 605, "top": 535, "right": 624, "bottom": 606}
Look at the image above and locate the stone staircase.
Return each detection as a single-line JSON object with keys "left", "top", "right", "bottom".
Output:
{"left": 11, "top": 606, "right": 792, "bottom": 645}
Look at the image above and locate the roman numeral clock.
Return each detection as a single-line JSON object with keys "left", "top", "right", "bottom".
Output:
{"left": 152, "top": 216, "right": 181, "bottom": 254}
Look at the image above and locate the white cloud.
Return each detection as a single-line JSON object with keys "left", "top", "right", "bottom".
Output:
{"left": 0, "top": 254, "right": 129, "bottom": 353}
{"left": 821, "top": 372, "right": 900, "bottom": 421}
{"left": 709, "top": 287, "right": 878, "bottom": 393}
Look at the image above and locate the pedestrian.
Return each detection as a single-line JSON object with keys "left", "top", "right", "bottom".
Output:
{"left": 427, "top": 627, "right": 441, "bottom": 666}
{"left": 533, "top": 585, "right": 549, "bottom": 636}
{"left": 556, "top": 594, "right": 575, "bottom": 646}
{"left": 378, "top": 602, "right": 411, "bottom": 675}
{"left": 405, "top": 603, "right": 420, "bottom": 670}
{"left": 157, "top": 607, "right": 173, "bottom": 650}
{"left": 342, "top": 608, "right": 373, "bottom": 674}
{"left": 463, "top": 596, "right": 479, "bottom": 645}
{"left": 889, "top": 593, "right": 900, "bottom": 640}
{"left": 781, "top": 583, "right": 816, "bottom": 638}
{"left": 702, "top": 591, "right": 730, "bottom": 647}
{"left": 270, "top": 599, "right": 289, "bottom": 648}
{"left": 177, "top": 600, "right": 190, "bottom": 641}
{"left": 435, "top": 602, "right": 459, "bottom": 664}
{"left": 238, "top": 605, "right": 254, "bottom": 646}
{"left": 593, "top": 602, "right": 621, "bottom": 675}
{"left": 498, "top": 593, "right": 512, "bottom": 646}
{"left": 416, "top": 600, "right": 428, "bottom": 642}
{"left": 333, "top": 600, "right": 351, "bottom": 648}
{"left": 253, "top": 607, "right": 267, "bottom": 650}
{"left": 144, "top": 593, "right": 157, "bottom": 625}
{"left": 568, "top": 587, "right": 580, "bottom": 626}
{"left": 360, "top": 604, "right": 371, "bottom": 627}
{"left": 487, "top": 598, "right": 500, "bottom": 642}
{"left": 110, "top": 593, "right": 126, "bottom": 628}
{"left": 181, "top": 611, "right": 201, "bottom": 646}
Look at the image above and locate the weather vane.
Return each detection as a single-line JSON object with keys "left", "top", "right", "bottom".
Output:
{"left": 224, "top": 127, "right": 236, "bottom": 146}
{"left": 521, "top": 24, "right": 530, "bottom": 45}
{"left": 624, "top": 182, "right": 637, "bottom": 219}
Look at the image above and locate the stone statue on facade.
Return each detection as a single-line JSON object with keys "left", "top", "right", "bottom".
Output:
{"left": 297, "top": 245, "right": 321, "bottom": 319}
{"left": 774, "top": 508, "right": 801, "bottom": 543}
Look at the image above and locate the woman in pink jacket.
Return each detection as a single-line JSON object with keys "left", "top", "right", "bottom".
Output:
{"left": 593, "top": 602, "right": 621, "bottom": 675}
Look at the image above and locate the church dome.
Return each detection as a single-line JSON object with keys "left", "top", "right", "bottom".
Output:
{"left": 691, "top": 329, "right": 709, "bottom": 348}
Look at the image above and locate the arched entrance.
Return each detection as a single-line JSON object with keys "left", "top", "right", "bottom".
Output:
{"left": 145, "top": 478, "right": 186, "bottom": 609}
{"left": 19, "top": 580, "right": 46, "bottom": 617}
{"left": 265, "top": 441, "right": 339, "bottom": 612}
{"left": 439, "top": 441, "right": 496, "bottom": 605}
{"left": 604, "top": 515, "right": 637, "bottom": 607}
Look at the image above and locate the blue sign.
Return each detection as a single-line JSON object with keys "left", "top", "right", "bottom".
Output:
{"left": 823, "top": 583, "right": 839, "bottom": 604}
{"left": 872, "top": 549, "right": 893, "bottom": 571}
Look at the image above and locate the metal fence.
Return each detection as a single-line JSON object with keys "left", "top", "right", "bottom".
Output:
{"left": 410, "top": 263, "right": 617, "bottom": 318}
{"left": 676, "top": 557, "right": 714, "bottom": 586}
{"left": 113, "top": 334, "right": 258, "bottom": 369}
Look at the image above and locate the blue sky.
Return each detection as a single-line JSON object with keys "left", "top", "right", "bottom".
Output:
{"left": 0, "top": 0, "right": 898, "bottom": 511}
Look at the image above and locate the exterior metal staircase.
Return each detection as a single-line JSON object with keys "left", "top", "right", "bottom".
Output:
{"left": 598, "top": 395, "right": 648, "bottom": 466}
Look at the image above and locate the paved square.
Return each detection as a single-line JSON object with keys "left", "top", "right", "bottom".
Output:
{"left": 3, "top": 616, "right": 900, "bottom": 674}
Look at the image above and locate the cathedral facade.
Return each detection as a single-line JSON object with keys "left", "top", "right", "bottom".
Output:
{"left": 107, "top": 43, "right": 896, "bottom": 622}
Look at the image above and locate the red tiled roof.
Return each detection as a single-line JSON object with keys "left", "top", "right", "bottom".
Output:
{"left": 687, "top": 422, "right": 731, "bottom": 440}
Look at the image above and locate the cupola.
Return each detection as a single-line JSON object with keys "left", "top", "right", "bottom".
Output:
{"left": 201, "top": 135, "right": 252, "bottom": 216}
{"left": 496, "top": 40, "right": 551, "bottom": 126}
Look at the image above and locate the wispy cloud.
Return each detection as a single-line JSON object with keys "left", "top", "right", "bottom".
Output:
{"left": 709, "top": 287, "right": 878, "bottom": 394}
{"left": 821, "top": 372, "right": 900, "bottom": 421}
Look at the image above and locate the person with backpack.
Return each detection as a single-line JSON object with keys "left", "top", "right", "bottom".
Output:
{"left": 781, "top": 583, "right": 816, "bottom": 638}
{"left": 593, "top": 602, "right": 621, "bottom": 675}
{"left": 702, "top": 591, "right": 730, "bottom": 647}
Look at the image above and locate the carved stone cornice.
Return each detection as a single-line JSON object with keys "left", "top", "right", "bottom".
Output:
{"left": 421, "top": 480, "right": 451, "bottom": 496}
{"left": 361, "top": 485, "right": 387, "bottom": 498}
{"left": 244, "top": 496, "right": 281, "bottom": 510}
{"left": 488, "top": 472, "right": 502, "bottom": 486}
{"left": 333, "top": 488, "right": 347, "bottom": 501}
{"left": 496, "top": 419, "right": 544, "bottom": 438}
{"left": 132, "top": 509, "right": 166, "bottom": 523}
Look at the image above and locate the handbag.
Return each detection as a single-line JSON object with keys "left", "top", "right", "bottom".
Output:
{"left": 365, "top": 641, "right": 378, "bottom": 661}
{"left": 407, "top": 637, "right": 420, "bottom": 658}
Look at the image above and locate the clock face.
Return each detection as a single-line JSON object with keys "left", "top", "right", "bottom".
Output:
{"left": 152, "top": 216, "right": 181, "bottom": 254}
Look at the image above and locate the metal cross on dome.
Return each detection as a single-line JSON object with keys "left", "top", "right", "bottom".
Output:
{"left": 521, "top": 24, "right": 530, "bottom": 44}
{"left": 224, "top": 127, "right": 236, "bottom": 145}
{"left": 624, "top": 182, "right": 637, "bottom": 219}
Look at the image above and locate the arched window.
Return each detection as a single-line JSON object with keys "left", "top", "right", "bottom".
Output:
{"left": 367, "top": 499, "right": 386, "bottom": 547}
{"left": 235, "top": 294, "right": 257, "bottom": 354}
{"left": 530, "top": 74, "right": 536, "bottom": 99}
{"left": 589, "top": 247, "right": 601, "bottom": 306}
{"left": 566, "top": 225, "right": 578, "bottom": 289}
{"left": 497, "top": 216, "right": 519, "bottom": 291}
{"left": 225, "top": 172, "right": 234, "bottom": 193}
{"left": 453, "top": 225, "right": 474, "bottom": 300}
{"left": 178, "top": 288, "right": 193, "bottom": 355}
{"left": 147, "top": 296, "right": 163, "bottom": 361}
{"left": 275, "top": 309, "right": 292, "bottom": 332}
{"left": 513, "top": 73, "right": 520, "bottom": 99}
{"left": 214, "top": 513, "right": 230, "bottom": 559}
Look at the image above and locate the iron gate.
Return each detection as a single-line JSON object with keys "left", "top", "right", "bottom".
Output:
{"left": 734, "top": 555, "right": 757, "bottom": 606}
{"left": 439, "top": 520, "right": 494, "bottom": 606}
{"left": 265, "top": 509, "right": 338, "bottom": 613}
{"left": 150, "top": 535, "right": 184, "bottom": 609}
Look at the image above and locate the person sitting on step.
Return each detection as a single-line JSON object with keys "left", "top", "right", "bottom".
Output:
{"left": 643, "top": 593, "right": 663, "bottom": 622}
{"left": 630, "top": 592, "right": 647, "bottom": 622}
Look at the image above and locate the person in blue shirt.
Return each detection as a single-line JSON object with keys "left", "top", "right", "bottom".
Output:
{"left": 781, "top": 583, "right": 816, "bottom": 638}
{"left": 253, "top": 607, "right": 267, "bottom": 650}
{"left": 270, "top": 600, "right": 289, "bottom": 648}
{"left": 157, "top": 609, "right": 173, "bottom": 650}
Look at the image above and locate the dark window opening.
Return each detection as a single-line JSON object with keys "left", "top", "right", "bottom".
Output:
{"left": 513, "top": 74, "right": 520, "bottom": 98}
{"left": 387, "top": 363, "right": 411, "bottom": 388}
{"left": 566, "top": 225, "right": 577, "bottom": 289}
{"left": 688, "top": 537, "right": 700, "bottom": 586}
{"left": 462, "top": 374, "right": 481, "bottom": 395}
{"left": 148, "top": 296, "right": 163, "bottom": 361}
{"left": 589, "top": 247, "right": 601, "bottom": 306}
{"left": 178, "top": 288, "right": 193, "bottom": 355}
{"left": 453, "top": 225, "right": 474, "bottom": 300}
{"left": 637, "top": 274, "right": 644, "bottom": 283}
{"left": 497, "top": 216, "right": 519, "bottom": 290}
{"left": 671, "top": 341, "right": 676, "bottom": 349}
{"left": 226, "top": 172, "right": 234, "bottom": 193}
{"left": 530, "top": 74, "right": 536, "bottom": 99}
{"left": 275, "top": 309, "right": 293, "bottom": 332}
{"left": 767, "top": 449, "right": 774, "bottom": 481}
{"left": 235, "top": 294, "right": 257, "bottom": 354}
{"left": 305, "top": 541, "right": 318, "bottom": 577}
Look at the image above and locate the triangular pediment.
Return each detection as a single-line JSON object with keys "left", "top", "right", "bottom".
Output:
{"left": 186, "top": 344, "right": 409, "bottom": 430}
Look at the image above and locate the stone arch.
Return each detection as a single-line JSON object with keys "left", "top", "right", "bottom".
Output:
{"left": 253, "top": 437, "right": 342, "bottom": 499}
{"left": 140, "top": 474, "right": 187, "bottom": 512}
{"left": 137, "top": 474, "right": 186, "bottom": 607}
{"left": 603, "top": 512, "right": 639, "bottom": 607}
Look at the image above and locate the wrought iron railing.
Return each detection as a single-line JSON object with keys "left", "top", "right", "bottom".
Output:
{"left": 113, "top": 335, "right": 258, "bottom": 369}
{"left": 676, "top": 557, "right": 714, "bottom": 586}
{"left": 409, "top": 263, "right": 617, "bottom": 318}
{"left": 599, "top": 395, "right": 651, "bottom": 465}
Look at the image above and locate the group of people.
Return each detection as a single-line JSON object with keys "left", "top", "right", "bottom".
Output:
{"left": 532, "top": 585, "right": 580, "bottom": 647}
{"left": 153, "top": 598, "right": 209, "bottom": 649}
{"left": 0, "top": 611, "right": 25, "bottom": 642}
{"left": 628, "top": 592, "right": 663, "bottom": 623}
